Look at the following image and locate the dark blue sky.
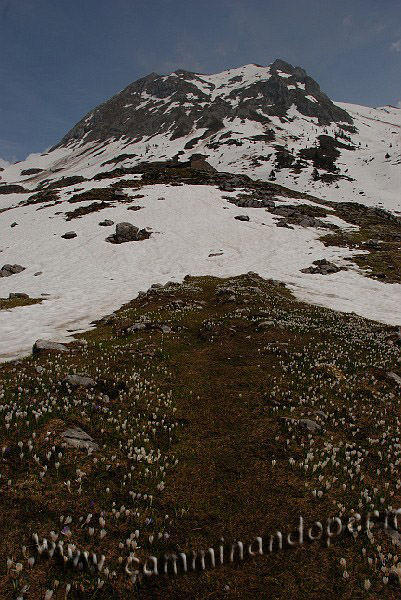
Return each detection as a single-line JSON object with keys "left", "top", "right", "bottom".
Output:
{"left": 1, "top": 0, "right": 401, "bottom": 161}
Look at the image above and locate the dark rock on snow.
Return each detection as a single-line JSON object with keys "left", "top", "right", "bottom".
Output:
{"left": 106, "top": 222, "right": 151, "bottom": 244}
{"left": 9, "top": 292, "right": 29, "bottom": 299}
{"left": 301, "top": 259, "right": 345, "bottom": 275}
{"left": 0, "top": 264, "right": 25, "bottom": 277}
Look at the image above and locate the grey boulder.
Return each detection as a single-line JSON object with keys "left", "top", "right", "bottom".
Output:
{"left": 33, "top": 339, "right": 68, "bottom": 354}
{"left": 0, "top": 264, "right": 25, "bottom": 277}
{"left": 61, "top": 231, "right": 77, "bottom": 239}
{"left": 106, "top": 222, "right": 151, "bottom": 244}
{"left": 64, "top": 374, "right": 96, "bottom": 387}
{"left": 62, "top": 427, "right": 98, "bottom": 450}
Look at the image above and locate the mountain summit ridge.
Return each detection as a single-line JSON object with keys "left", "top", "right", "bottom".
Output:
{"left": 56, "top": 59, "right": 352, "bottom": 148}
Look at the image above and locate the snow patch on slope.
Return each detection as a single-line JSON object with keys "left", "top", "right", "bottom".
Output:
{"left": 0, "top": 184, "right": 400, "bottom": 362}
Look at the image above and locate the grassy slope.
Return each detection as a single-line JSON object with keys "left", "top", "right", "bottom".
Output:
{"left": 0, "top": 274, "right": 400, "bottom": 598}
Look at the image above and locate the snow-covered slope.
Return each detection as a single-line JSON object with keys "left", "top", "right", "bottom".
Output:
{"left": 0, "top": 178, "right": 400, "bottom": 361}
{"left": 0, "top": 60, "right": 400, "bottom": 361}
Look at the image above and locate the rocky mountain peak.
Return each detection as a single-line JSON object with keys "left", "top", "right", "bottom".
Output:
{"left": 55, "top": 60, "right": 352, "bottom": 149}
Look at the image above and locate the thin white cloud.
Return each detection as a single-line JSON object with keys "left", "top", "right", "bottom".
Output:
{"left": 391, "top": 39, "right": 401, "bottom": 52}
{"left": 0, "top": 157, "right": 10, "bottom": 168}
{"left": 397, "top": 100, "right": 401, "bottom": 108}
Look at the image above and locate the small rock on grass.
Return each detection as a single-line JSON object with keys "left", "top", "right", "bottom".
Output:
{"left": 257, "top": 320, "right": 275, "bottom": 330}
{"left": 33, "top": 339, "right": 68, "bottom": 354}
{"left": 62, "top": 427, "right": 98, "bottom": 450}
{"left": 64, "top": 374, "right": 96, "bottom": 387}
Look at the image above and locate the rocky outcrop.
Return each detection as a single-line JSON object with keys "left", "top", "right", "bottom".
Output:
{"left": 269, "top": 204, "right": 333, "bottom": 229}
{"left": 226, "top": 194, "right": 275, "bottom": 210}
{"left": 0, "top": 264, "right": 25, "bottom": 277}
{"left": 33, "top": 340, "right": 68, "bottom": 354}
{"left": 0, "top": 184, "right": 26, "bottom": 194}
{"left": 105, "top": 222, "right": 151, "bottom": 244}
{"left": 301, "top": 259, "right": 345, "bottom": 275}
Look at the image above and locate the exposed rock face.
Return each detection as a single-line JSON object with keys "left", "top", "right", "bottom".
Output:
{"left": 55, "top": 59, "right": 352, "bottom": 149}
{"left": 190, "top": 156, "right": 216, "bottom": 172}
{"left": 281, "top": 417, "right": 321, "bottom": 432}
{"left": 235, "top": 215, "right": 250, "bottom": 222}
{"left": 0, "top": 264, "right": 25, "bottom": 277}
{"left": 20, "top": 168, "right": 43, "bottom": 176}
{"left": 0, "top": 184, "right": 26, "bottom": 194}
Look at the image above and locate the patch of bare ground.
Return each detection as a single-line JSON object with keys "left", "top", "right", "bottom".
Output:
{"left": 0, "top": 297, "right": 42, "bottom": 310}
